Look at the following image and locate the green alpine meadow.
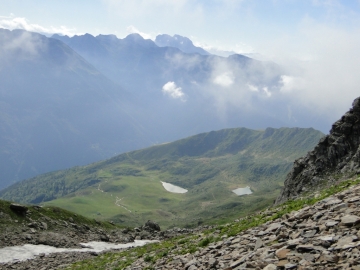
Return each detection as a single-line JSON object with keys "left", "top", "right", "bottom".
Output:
{"left": 0, "top": 127, "right": 323, "bottom": 228}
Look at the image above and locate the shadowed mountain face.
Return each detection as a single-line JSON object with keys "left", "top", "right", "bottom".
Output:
{"left": 0, "top": 29, "right": 154, "bottom": 189}
{"left": 276, "top": 96, "right": 360, "bottom": 204}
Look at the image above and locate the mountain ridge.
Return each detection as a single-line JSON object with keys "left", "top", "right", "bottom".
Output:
{"left": 276, "top": 96, "right": 360, "bottom": 204}
{"left": 155, "top": 34, "right": 211, "bottom": 55}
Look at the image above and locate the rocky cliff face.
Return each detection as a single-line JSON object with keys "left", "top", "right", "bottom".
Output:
{"left": 276, "top": 97, "right": 360, "bottom": 204}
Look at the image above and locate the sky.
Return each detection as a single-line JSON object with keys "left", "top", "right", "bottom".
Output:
{"left": 1, "top": 0, "right": 360, "bottom": 130}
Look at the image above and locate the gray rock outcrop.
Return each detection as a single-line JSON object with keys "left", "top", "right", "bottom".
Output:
{"left": 9, "top": 204, "right": 28, "bottom": 215}
{"left": 143, "top": 220, "right": 161, "bottom": 232}
{"left": 276, "top": 96, "right": 360, "bottom": 204}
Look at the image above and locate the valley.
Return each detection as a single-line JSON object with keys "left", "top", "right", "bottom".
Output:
{"left": 0, "top": 16, "right": 358, "bottom": 268}
{"left": 0, "top": 127, "right": 323, "bottom": 229}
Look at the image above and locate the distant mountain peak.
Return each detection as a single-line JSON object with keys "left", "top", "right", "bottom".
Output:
{"left": 123, "top": 33, "right": 156, "bottom": 48}
{"left": 155, "top": 34, "right": 210, "bottom": 55}
{"left": 124, "top": 33, "right": 144, "bottom": 40}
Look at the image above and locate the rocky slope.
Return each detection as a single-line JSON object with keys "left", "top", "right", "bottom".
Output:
{"left": 43, "top": 176, "right": 359, "bottom": 270}
{"left": 0, "top": 199, "right": 199, "bottom": 269}
{"left": 276, "top": 96, "right": 360, "bottom": 204}
{"left": 127, "top": 179, "right": 360, "bottom": 269}
{"left": 2, "top": 179, "right": 360, "bottom": 269}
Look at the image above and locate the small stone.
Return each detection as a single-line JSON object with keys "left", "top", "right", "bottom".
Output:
{"left": 302, "top": 229, "right": 317, "bottom": 238}
{"left": 276, "top": 248, "right": 291, "bottom": 260}
{"left": 296, "top": 245, "right": 314, "bottom": 252}
{"left": 263, "top": 264, "right": 277, "bottom": 270}
{"left": 285, "top": 263, "right": 298, "bottom": 269}
{"left": 331, "top": 203, "right": 348, "bottom": 211}
{"left": 317, "top": 235, "right": 335, "bottom": 242}
{"left": 266, "top": 223, "right": 282, "bottom": 232}
{"left": 185, "top": 259, "right": 197, "bottom": 269}
{"left": 277, "top": 260, "right": 290, "bottom": 267}
{"left": 347, "top": 196, "right": 360, "bottom": 203}
{"left": 341, "top": 215, "right": 360, "bottom": 225}
{"left": 325, "top": 220, "right": 339, "bottom": 227}
{"left": 208, "top": 258, "right": 218, "bottom": 267}
{"left": 325, "top": 199, "right": 342, "bottom": 207}
{"left": 287, "top": 238, "right": 302, "bottom": 249}
{"left": 41, "top": 222, "right": 48, "bottom": 230}
{"left": 230, "top": 255, "right": 247, "bottom": 268}
{"left": 254, "top": 238, "right": 264, "bottom": 250}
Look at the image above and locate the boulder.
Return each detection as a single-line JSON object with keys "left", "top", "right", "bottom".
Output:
{"left": 9, "top": 203, "right": 28, "bottom": 215}
{"left": 143, "top": 220, "right": 161, "bottom": 231}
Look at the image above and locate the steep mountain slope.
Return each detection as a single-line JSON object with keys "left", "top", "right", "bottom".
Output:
{"left": 0, "top": 127, "right": 324, "bottom": 228}
{"left": 276, "top": 96, "right": 360, "bottom": 204}
{"left": 0, "top": 29, "right": 154, "bottom": 189}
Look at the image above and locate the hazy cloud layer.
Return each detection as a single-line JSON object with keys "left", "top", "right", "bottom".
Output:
{"left": 0, "top": 30, "right": 46, "bottom": 62}
{"left": 269, "top": 19, "right": 360, "bottom": 123}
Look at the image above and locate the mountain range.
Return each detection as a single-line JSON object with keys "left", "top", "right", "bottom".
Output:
{"left": 0, "top": 28, "right": 331, "bottom": 190}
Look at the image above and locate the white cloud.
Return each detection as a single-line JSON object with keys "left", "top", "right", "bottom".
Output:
{"left": 0, "top": 16, "right": 79, "bottom": 36}
{"left": 162, "top": 81, "right": 186, "bottom": 101}
{"left": 213, "top": 72, "right": 234, "bottom": 87}
{"left": 279, "top": 75, "right": 299, "bottom": 93}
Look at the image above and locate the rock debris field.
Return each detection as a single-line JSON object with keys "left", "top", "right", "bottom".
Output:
{"left": 127, "top": 182, "right": 360, "bottom": 270}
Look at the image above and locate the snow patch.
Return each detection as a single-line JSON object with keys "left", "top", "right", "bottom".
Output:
{"left": 0, "top": 240, "right": 157, "bottom": 264}
{"left": 232, "top": 186, "right": 252, "bottom": 196}
{"left": 161, "top": 181, "right": 188, "bottom": 194}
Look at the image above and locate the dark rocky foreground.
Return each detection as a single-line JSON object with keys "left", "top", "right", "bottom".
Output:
{"left": 276, "top": 96, "right": 360, "bottom": 204}
{"left": 127, "top": 180, "right": 360, "bottom": 269}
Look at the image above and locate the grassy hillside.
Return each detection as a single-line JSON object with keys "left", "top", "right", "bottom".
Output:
{"left": 0, "top": 198, "right": 116, "bottom": 233}
{"left": 0, "top": 127, "right": 324, "bottom": 228}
